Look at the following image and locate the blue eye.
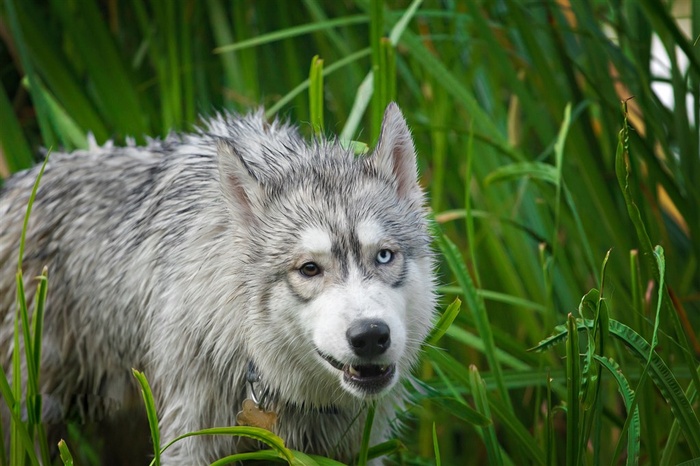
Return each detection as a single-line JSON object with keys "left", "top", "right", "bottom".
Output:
{"left": 376, "top": 249, "right": 393, "bottom": 265}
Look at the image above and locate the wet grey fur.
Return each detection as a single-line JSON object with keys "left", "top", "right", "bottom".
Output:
{"left": 0, "top": 104, "right": 436, "bottom": 464}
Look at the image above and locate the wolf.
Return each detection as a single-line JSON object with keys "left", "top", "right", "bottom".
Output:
{"left": 0, "top": 103, "right": 436, "bottom": 464}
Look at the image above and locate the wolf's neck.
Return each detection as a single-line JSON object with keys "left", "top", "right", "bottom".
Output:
{"left": 236, "top": 360, "right": 392, "bottom": 461}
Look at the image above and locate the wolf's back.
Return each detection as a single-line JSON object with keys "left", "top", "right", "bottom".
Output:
{"left": 1, "top": 135, "right": 219, "bottom": 367}
{"left": 0, "top": 110, "right": 306, "bottom": 380}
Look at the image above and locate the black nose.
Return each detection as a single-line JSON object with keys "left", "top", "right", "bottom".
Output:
{"left": 346, "top": 319, "right": 391, "bottom": 358}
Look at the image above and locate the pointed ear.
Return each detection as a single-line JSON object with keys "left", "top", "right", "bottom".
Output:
{"left": 217, "top": 139, "right": 263, "bottom": 225}
{"left": 370, "top": 103, "right": 422, "bottom": 201}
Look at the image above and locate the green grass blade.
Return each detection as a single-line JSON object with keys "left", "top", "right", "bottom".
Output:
{"left": 487, "top": 397, "right": 546, "bottom": 465}
{"left": 58, "top": 440, "right": 74, "bottom": 466}
{"left": 469, "top": 365, "right": 503, "bottom": 465}
{"left": 445, "top": 326, "right": 529, "bottom": 371}
{"left": 649, "top": 246, "right": 665, "bottom": 352}
{"left": 24, "top": 77, "right": 88, "bottom": 150}
{"left": 463, "top": 119, "right": 478, "bottom": 276}
{"left": 550, "top": 103, "right": 570, "bottom": 277}
{"left": 609, "top": 320, "right": 700, "bottom": 456}
{"left": 615, "top": 98, "right": 700, "bottom": 455}
{"left": 560, "top": 184, "right": 599, "bottom": 283}
{"left": 369, "top": 0, "right": 384, "bottom": 142}
{"left": 540, "top": 318, "right": 700, "bottom": 456}
{"left": 375, "top": 36, "right": 395, "bottom": 118}
{"left": 293, "top": 451, "right": 346, "bottom": 466}
{"left": 14, "top": 165, "right": 50, "bottom": 441}
{"left": 8, "top": 153, "right": 50, "bottom": 465}
{"left": 213, "top": 16, "right": 369, "bottom": 54}
{"left": 10, "top": 284, "right": 22, "bottom": 466}
{"left": 593, "top": 356, "right": 640, "bottom": 466}
{"left": 674, "top": 460, "right": 700, "bottom": 466}
{"left": 427, "top": 298, "right": 460, "bottom": 345}
{"left": 163, "top": 1, "right": 182, "bottom": 128}
{"left": 484, "top": 162, "right": 558, "bottom": 186}
{"left": 397, "top": 29, "right": 520, "bottom": 161}
{"left": 207, "top": 450, "right": 286, "bottom": 465}
{"left": 356, "top": 402, "right": 376, "bottom": 466}
{"left": 0, "top": 370, "right": 39, "bottom": 466}
{"left": 565, "top": 313, "right": 581, "bottom": 466}
{"left": 56, "top": 0, "right": 148, "bottom": 136}
{"left": 362, "top": 439, "right": 404, "bottom": 462}
{"left": 581, "top": 252, "right": 611, "bottom": 460}
{"left": 388, "top": 0, "right": 423, "bottom": 44}
{"left": 339, "top": 71, "right": 374, "bottom": 145}
{"left": 287, "top": 451, "right": 324, "bottom": 466}
{"left": 545, "top": 372, "right": 555, "bottom": 466}
{"left": 428, "top": 396, "right": 490, "bottom": 427}
{"left": 432, "top": 422, "right": 441, "bottom": 466}
{"left": 638, "top": 0, "right": 700, "bottom": 74}
{"left": 529, "top": 323, "right": 570, "bottom": 353}
{"left": 309, "top": 56, "right": 324, "bottom": 135}
{"left": 15, "top": 272, "right": 36, "bottom": 406}
{"left": 179, "top": 2, "right": 194, "bottom": 123}
{"left": 300, "top": 0, "right": 357, "bottom": 60}
{"left": 156, "top": 426, "right": 292, "bottom": 465}
{"left": 266, "top": 48, "right": 371, "bottom": 118}
{"left": 30, "top": 270, "right": 47, "bottom": 395}
{"left": 0, "top": 411, "right": 4, "bottom": 466}
{"left": 4, "top": 0, "right": 57, "bottom": 148}
{"left": 659, "top": 375, "right": 699, "bottom": 466}
{"left": 367, "top": 0, "right": 422, "bottom": 141}
{"left": 339, "top": 0, "right": 422, "bottom": 143}
{"left": 133, "top": 370, "right": 161, "bottom": 466}
{"left": 615, "top": 101, "right": 654, "bottom": 256}
{"left": 29, "top": 269, "right": 50, "bottom": 465}
{"left": 10, "top": 0, "right": 108, "bottom": 141}
{"left": 436, "top": 231, "right": 513, "bottom": 412}
{"left": 205, "top": 0, "right": 242, "bottom": 99}
{"left": 17, "top": 155, "right": 49, "bottom": 271}
{"left": 0, "top": 85, "right": 33, "bottom": 173}
{"left": 439, "top": 286, "right": 547, "bottom": 313}
{"left": 5, "top": 151, "right": 51, "bottom": 466}
{"left": 630, "top": 248, "right": 659, "bottom": 463}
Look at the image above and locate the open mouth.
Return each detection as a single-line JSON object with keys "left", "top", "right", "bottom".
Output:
{"left": 317, "top": 351, "right": 396, "bottom": 394}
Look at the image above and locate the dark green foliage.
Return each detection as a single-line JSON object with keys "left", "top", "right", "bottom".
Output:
{"left": 1, "top": 1, "right": 698, "bottom": 464}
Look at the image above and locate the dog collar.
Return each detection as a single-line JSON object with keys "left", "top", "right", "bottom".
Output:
{"left": 245, "top": 360, "right": 268, "bottom": 406}
{"left": 235, "top": 361, "right": 278, "bottom": 430}
{"left": 235, "top": 361, "right": 341, "bottom": 431}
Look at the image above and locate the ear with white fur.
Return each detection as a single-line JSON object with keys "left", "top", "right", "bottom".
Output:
{"left": 217, "top": 139, "right": 263, "bottom": 224}
{"left": 370, "top": 103, "right": 422, "bottom": 200}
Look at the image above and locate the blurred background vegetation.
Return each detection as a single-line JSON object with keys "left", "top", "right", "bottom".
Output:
{"left": 1, "top": 0, "right": 698, "bottom": 465}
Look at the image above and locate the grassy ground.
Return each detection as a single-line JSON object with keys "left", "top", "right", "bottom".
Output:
{"left": 1, "top": 0, "right": 699, "bottom": 464}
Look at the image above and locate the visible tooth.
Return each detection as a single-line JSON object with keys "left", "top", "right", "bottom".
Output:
{"left": 348, "top": 365, "right": 360, "bottom": 377}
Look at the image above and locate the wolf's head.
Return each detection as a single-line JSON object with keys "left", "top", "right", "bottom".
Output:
{"left": 215, "top": 104, "right": 435, "bottom": 406}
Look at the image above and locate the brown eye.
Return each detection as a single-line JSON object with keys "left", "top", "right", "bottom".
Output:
{"left": 300, "top": 262, "right": 321, "bottom": 277}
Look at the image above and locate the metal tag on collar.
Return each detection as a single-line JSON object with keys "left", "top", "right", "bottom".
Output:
{"left": 246, "top": 360, "right": 262, "bottom": 404}
{"left": 236, "top": 361, "right": 277, "bottom": 431}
